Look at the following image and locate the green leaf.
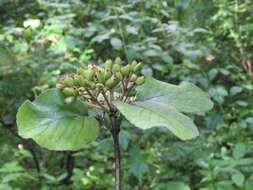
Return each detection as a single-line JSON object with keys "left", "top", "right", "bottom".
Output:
{"left": 128, "top": 147, "right": 149, "bottom": 181}
{"left": 233, "top": 143, "right": 247, "bottom": 160}
{"left": 232, "top": 171, "right": 245, "bottom": 187}
{"left": 230, "top": 86, "right": 242, "bottom": 96}
{"left": 91, "top": 32, "right": 112, "bottom": 43}
{"left": 0, "top": 162, "right": 24, "bottom": 173}
{"left": 114, "top": 101, "right": 198, "bottom": 140}
{"left": 208, "top": 86, "right": 228, "bottom": 104}
{"left": 2, "top": 173, "right": 22, "bottom": 183}
{"left": 0, "top": 47, "right": 16, "bottom": 65}
{"left": 126, "top": 26, "right": 138, "bottom": 34}
{"left": 17, "top": 89, "right": 99, "bottom": 151}
{"left": 143, "top": 49, "right": 159, "bottom": 57}
{"left": 110, "top": 37, "right": 122, "bottom": 50}
{"left": 166, "top": 181, "right": 191, "bottom": 190}
{"left": 119, "top": 130, "right": 130, "bottom": 150}
{"left": 114, "top": 78, "right": 213, "bottom": 140}
{"left": 23, "top": 19, "right": 40, "bottom": 29}
{"left": 137, "top": 78, "right": 213, "bottom": 113}
{"left": 0, "top": 184, "right": 12, "bottom": 190}
{"left": 241, "top": 23, "right": 253, "bottom": 32}
{"left": 208, "top": 68, "right": 218, "bottom": 80}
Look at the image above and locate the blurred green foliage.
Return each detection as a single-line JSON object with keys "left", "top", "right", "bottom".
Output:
{"left": 0, "top": 0, "right": 253, "bottom": 189}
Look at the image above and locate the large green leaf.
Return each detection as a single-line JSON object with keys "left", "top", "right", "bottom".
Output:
{"left": 114, "top": 78, "right": 213, "bottom": 140}
{"left": 136, "top": 78, "right": 213, "bottom": 113}
{"left": 114, "top": 101, "right": 198, "bottom": 140}
{"left": 17, "top": 89, "right": 99, "bottom": 151}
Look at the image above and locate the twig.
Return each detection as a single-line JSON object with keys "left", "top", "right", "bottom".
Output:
{"left": 101, "top": 90, "right": 114, "bottom": 111}
{"left": 85, "top": 88, "right": 110, "bottom": 112}
{"left": 123, "top": 84, "right": 134, "bottom": 102}
{"left": 110, "top": 89, "right": 114, "bottom": 102}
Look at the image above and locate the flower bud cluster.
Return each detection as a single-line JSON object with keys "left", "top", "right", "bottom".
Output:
{"left": 56, "top": 57, "right": 145, "bottom": 113}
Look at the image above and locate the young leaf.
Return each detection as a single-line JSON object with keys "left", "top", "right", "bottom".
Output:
{"left": 16, "top": 89, "right": 99, "bottom": 151}
{"left": 114, "top": 78, "right": 213, "bottom": 140}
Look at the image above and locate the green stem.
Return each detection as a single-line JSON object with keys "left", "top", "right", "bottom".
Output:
{"left": 116, "top": 10, "right": 128, "bottom": 57}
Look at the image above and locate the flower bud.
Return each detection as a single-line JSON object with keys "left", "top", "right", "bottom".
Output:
{"left": 58, "top": 77, "right": 67, "bottom": 84}
{"left": 85, "top": 80, "right": 96, "bottom": 90}
{"left": 135, "top": 76, "right": 145, "bottom": 85}
{"left": 113, "top": 64, "right": 121, "bottom": 72}
{"left": 129, "top": 74, "right": 138, "bottom": 82}
{"left": 83, "top": 79, "right": 89, "bottom": 86}
{"left": 66, "top": 77, "right": 75, "bottom": 87}
{"left": 83, "top": 79, "right": 94, "bottom": 89}
{"left": 133, "top": 62, "right": 143, "bottom": 72}
{"left": 115, "top": 72, "right": 123, "bottom": 80}
{"left": 105, "top": 59, "right": 113, "bottom": 70}
{"left": 95, "top": 70, "right": 105, "bottom": 83}
{"left": 89, "top": 82, "right": 96, "bottom": 89}
{"left": 75, "top": 75, "right": 85, "bottom": 86}
{"left": 64, "top": 96, "right": 75, "bottom": 104}
{"left": 105, "top": 76, "right": 120, "bottom": 88}
{"left": 56, "top": 83, "right": 64, "bottom": 89}
{"left": 130, "top": 60, "right": 138, "bottom": 71}
{"left": 115, "top": 57, "right": 122, "bottom": 65}
{"left": 72, "top": 75, "right": 81, "bottom": 86}
{"left": 85, "top": 69, "right": 95, "bottom": 81}
{"left": 121, "top": 65, "right": 131, "bottom": 76}
{"left": 62, "top": 87, "right": 77, "bottom": 96}
{"left": 76, "top": 68, "right": 85, "bottom": 75}
{"left": 104, "top": 69, "right": 113, "bottom": 80}
{"left": 96, "top": 83, "right": 104, "bottom": 89}
{"left": 89, "top": 64, "right": 97, "bottom": 70}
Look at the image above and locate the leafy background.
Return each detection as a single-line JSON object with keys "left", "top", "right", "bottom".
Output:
{"left": 0, "top": 0, "right": 253, "bottom": 189}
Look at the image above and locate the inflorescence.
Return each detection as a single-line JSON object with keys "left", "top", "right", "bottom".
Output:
{"left": 56, "top": 57, "right": 145, "bottom": 113}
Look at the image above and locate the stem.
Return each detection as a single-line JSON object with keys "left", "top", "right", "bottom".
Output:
{"left": 115, "top": 10, "right": 128, "bottom": 57}
{"left": 61, "top": 152, "right": 75, "bottom": 184}
{"left": 110, "top": 115, "right": 121, "bottom": 190}
{"left": 120, "top": 81, "right": 126, "bottom": 101}
{"left": 101, "top": 90, "right": 114, "bottom": 111}
{"left": 123, "top": 84, "right": 134, "bottom": 102}
{"left": 110, "top": 89, "right": 114, "bottom": 102}
{"left": 30, "top": 147, "right": 40, "bottom": 173}
{"left": 85, "top": 88, "right": 110, "bottom": 112}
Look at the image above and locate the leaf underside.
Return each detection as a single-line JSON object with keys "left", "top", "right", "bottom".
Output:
{"left": 17, "top": 89, "right": 99, "bottom": 151}
{"left": 114, "top": 78, "right": 213, "bottom": 140}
